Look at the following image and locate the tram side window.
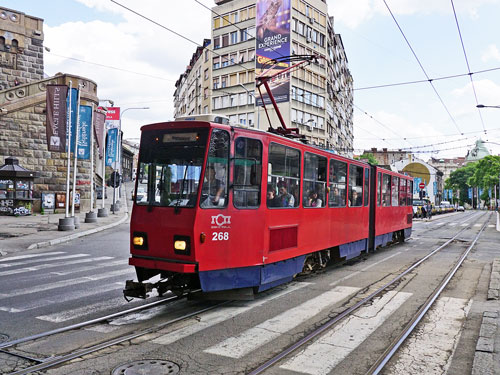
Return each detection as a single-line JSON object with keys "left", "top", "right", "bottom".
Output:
{"left": 233, "top": 137, "right": 262, "bottom": 209}
{"left": 407, "top": 180, "right": 413, "bottom": 206}
{"left": 329, "top": 159, "right": 347, "bottom": 207}
{"left": 200, "top": 129, "right": 230, "bottom": 208}
{"left": 392, "top": 176, "right": 399, "bottom": 206}
{"left": 399, "top": 178, "right": 407, "bottom": 206}
{"left": 267, "top": 143, "right": 300, "bottom": 208}
{"left": 382, "top": 174, "right": 391, "bottom": 206}
{"left": 364, "top": 168, "right": 369, "bottom": 207}
{"left": 377, "top": 172, "right": 382, "bottom": 206}
{"left": 303, "top": 152, "right": 327, "bottom": 208}
{"left": 348, "top": 164, "right": 363, "bottom": 207}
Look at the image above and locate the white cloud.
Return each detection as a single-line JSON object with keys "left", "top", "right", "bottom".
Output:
{"left": 328, "top": 0, "right": 500, "bottom": 29}
{"left": 43, "top": 0, "right": 212, "bottom": 139}
{"left": 481, "top": 44, "right": 500, "bottom": 62}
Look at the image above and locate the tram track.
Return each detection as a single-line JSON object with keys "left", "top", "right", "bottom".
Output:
{"left": 248, "top": 211, "right": 491, "bottom": 375}
{"left": 1, "top": 291, "right": 227, "bottom": 375}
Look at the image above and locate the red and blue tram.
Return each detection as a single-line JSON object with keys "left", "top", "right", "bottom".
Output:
{"left": 125, "top": 117, "right": 413, "bottom": 299}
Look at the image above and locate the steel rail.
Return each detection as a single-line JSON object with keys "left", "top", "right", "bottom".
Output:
{"left": 0, "top": 293, "right": 185, "bottom": 351}
{"left": 8, "top": 301, "right": 229, "bottom": 375}
{"left": 367, "top": 213, "right": 491, "bottom": 374}
{"left": 248, "top": 212, "right": 489, "bottom": 375}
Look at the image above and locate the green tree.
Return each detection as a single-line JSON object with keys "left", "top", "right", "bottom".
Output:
{"left": 445, "top": 162, "right": 477, "bottom": 205}
{"left": 355, "top": 153, "right": 378, "bottom": 165}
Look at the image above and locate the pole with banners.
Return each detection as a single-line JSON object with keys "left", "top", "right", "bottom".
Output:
{"left": 65, "top": 81, "right": 73, "bottom": 220}
{"left": 71, "top": 86, "right": 82, "bottom": 227}
{"left": 85, "top": 103, "right": 98, "bottom": 223}
{"left": 100, "top": 118, "right": 108, "bottom": 214}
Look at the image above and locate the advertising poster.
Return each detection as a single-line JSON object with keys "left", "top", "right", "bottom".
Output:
{"left": 106, "top": 128, "right": 118, "bottom": 166}
{"left": 255, "top": 0, "right": 291, "bottom": 106}
{"left": 77, "top": 105, "right": 92, "bottom": 160}
{"left": 41, "top": 193, "right": 56, "bottom": 211}
{"left": 55, "top": 192, "right": 66, "bottom": 209}
{"left": 46, "top": 85, "right": 68, "bottom": 152}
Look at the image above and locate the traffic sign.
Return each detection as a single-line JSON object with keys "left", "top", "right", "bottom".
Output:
{"left": 419, "top": 182, "right": 425, "bottom": 189}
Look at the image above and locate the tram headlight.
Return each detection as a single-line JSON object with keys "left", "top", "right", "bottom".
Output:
{"left": 174, "top": 235, "right": 191, "bottom": 255}
{"left": 132, "top": 232, "right": 148, "bottom": 250}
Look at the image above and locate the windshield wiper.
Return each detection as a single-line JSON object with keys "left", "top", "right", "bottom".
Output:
{"left": 174, "top": 161, "right": 192, "bottom": 214}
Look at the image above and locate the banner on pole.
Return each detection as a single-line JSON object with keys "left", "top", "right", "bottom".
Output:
{"left": 105, "top": 107, "right": 120, "bottom": 129}
{"left": 77, "top": 105, "right": 92, "bottom": 160}
{"left": 106, "top": 128, "right": 118, "bottom": 166}
{"left": 94, "top": 108, "right": 106, "bottom": 158}
{"left": 46, "top": 85, "right": 68, "bottom": 152}
{"left": 66, "top": 88, "right": 79, "bottom": 153}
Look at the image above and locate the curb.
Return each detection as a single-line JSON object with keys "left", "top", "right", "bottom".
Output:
{"left": 497, "top": 211, "right": 499, "bottom": 232}
{"left": 26, "top": 212, "right": 129, "bottom": 250}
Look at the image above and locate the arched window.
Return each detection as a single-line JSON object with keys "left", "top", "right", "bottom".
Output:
{"left": 11, "top": 39, "right": 18, "bottom": 53}
{"left": 0, "top": 37, "right": 5, "bottom": 51}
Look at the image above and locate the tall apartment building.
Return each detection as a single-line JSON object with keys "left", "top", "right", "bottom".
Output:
{"left": 173, "top": 0, "right": 353, "bottom": 155}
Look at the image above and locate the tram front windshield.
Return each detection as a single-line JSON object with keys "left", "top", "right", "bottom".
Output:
{"left": 136, "top": 128, "right": 209, "bottom": 207}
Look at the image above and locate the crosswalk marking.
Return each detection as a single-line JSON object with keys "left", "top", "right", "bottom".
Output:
{"left": 0, "top": 256, "right": 114, "bottom": 276}
{"left": 279, "top": 291, "right": 412, "bottom": 375}
{"left": 0, "top": 268, "right": 132, "bottom": 299}
{"left": 474, "top": 223, "right": 481, "bottom": 227}
{"left": 384, "top": 297, "right": 470, "bottom": 375}
{"left": 151, "top": 282, "right": 311, "bottom": 346}
{"left": 50, "top": 259, "right": 127, "bottom": 276}
{"left": 37, "top": 296, "right": 127, "bottom": 323}
{"left": 204, "top": 286, "right": 360, "bottom": 358}
{"left": 0, "top": 253, "right": 89, "bottom": 268}
{"left": 330, "top": 253, "right": 401, "bottom": 287}
{"left": 0, "top": 283, "right": 124, "bottom": 313}
{"left": 0, "top": 252, "right": 66, "bottom": 263}
{"left": 448, "top": 223, "right": 457, "bottom": 226}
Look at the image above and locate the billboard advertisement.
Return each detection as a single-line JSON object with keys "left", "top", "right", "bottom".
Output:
{"left": 255, "top": 0, "right": 291, "bottom": 106}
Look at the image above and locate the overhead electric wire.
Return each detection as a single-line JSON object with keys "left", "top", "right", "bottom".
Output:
{"left": 450, "top": 0, "right": 487, "bottom": 135}
{"left": 353, "top": 65, "right": 500, "bottom": 91}
{"left": 383, "top": 0, "right": 464, "bottom": 135}
{"left": 47, "top": 52, "right": 176, "bottom": 82}
{"left": 110, "top": 0, "right": 254, "bottom": 74}
{"left": 353, "top": 104, "right": 414, "bottom": 148}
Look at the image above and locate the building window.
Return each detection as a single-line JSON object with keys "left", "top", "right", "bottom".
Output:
{"left": 213, "top": 77, "right": 219, "bottom": 89}
{"left": 214, "top": 17, "right": 220, "bottom": 29}
{"left": 204, "top": 69, "right": 209, "bottom": 80}
{"left": 213, "top": 57, "right": 220, "bottom": 69}
{"left": 213, "top": 97, "right": 221, "bottom": 109}
{"left": 230, "top": 94, "right": 237, "bottom": 106}
{"left": 222, "top": 34, "right": 229, "bottom": 47}
{"left": 222, "top": 54, "right": 229, "bottom": 67}
{"left": 248, "top": 112, "right": 254, "bottom": 127}
{"left": 231, "top": 31, "right": 238, "bottom": 44}
{"left": 241, "top": 29, "right": 248, "bottom": 42}
{"left": 214, "top": 36, "right": 220, "bottom": 49}
{"left": 238, "top": 114, "right": 247, "bottom": 125}
{"left": 248, "top": 49, "right": 255, "bottom": 60}
{"left": 221, "top": 75, "right": 228, "bottom": 88}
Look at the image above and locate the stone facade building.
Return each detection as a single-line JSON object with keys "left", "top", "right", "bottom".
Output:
{"left": 0, "top": 6, "right": 103, "bottom": 213}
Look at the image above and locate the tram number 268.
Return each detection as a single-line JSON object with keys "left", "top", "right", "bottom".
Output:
{"left": 212, "top": 232, "right": 229, "bottom": 241}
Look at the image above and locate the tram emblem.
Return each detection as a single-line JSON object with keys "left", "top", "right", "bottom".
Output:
{"left": 211, "top": 214, "right": 231, "bottom": 227}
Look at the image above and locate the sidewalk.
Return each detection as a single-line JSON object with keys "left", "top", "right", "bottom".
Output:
{"left": 0, "top": 181, "right": 134, "bottom": 256}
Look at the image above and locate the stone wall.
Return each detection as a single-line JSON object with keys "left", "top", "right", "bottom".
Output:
{"left": 0, "top": 6, "right": 44, "bottom": 90}
{"left": 0, "top": 74, "right": 102, "bottom": 213}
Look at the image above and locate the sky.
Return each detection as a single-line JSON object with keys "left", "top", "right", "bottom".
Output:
{"left": 4, "top": 0, "right": 500, "bottom": 160}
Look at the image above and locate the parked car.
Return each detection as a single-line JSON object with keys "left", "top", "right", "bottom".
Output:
{"left": 457, "top": 205, "right": 465, "bottom": 212}
{"left": 132, "top": 186, "right": 147, "bottom": 202}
